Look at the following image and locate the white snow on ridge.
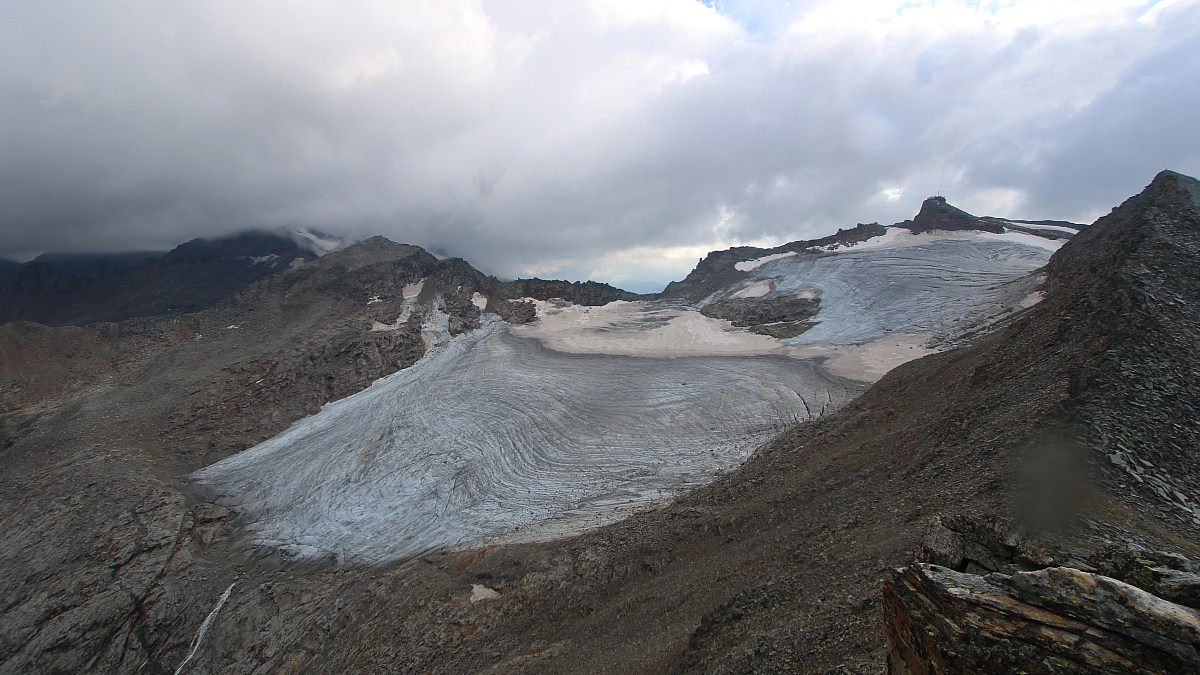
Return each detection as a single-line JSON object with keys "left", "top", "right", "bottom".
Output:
{"left": 735, "top": 252, "right": 797, "bottom": 271}
{"left": 975, "top": 229, "right": 1065, "bottom": 252}
{"left": 1005, "top": 221, "right": 1080, "bottom": 235}
{"left": 820, "top": 226, "right": 914, "bottom": 252}
{"left": 813, "top": 226, "right": 1064, "bottom": 255}
{"left": 732, "top": 279, "right": 773, "bottom": 298}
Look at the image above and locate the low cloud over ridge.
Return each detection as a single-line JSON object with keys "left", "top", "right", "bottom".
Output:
{"left": 2, "top": 0, "right": 1198, "bottom": 291}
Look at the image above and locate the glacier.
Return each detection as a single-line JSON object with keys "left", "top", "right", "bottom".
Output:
{"left": 193, "top": 319, "right": 856, "bottom": 564}
{"left": 193, "top": 229, "right": 1058, "bottom": 565}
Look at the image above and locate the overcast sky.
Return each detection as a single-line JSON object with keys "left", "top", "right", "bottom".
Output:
{"left": 2, "top": 0, "right": 1198, "bottom": 291}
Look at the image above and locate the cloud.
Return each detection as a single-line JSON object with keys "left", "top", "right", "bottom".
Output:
{"left": 1, "top": 0, "right": 1198, "bottom": 289}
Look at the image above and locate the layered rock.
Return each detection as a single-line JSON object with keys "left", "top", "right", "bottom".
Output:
{"left": 883, "top": 563, "right": 1200, "bottom": 674}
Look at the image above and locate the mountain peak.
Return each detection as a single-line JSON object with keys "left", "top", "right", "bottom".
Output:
{"left": 903, "top": 196, "right": 1003, "bottom": 234}
{"left": 1148, "top": 169, "right": 1200, "bottom": 211}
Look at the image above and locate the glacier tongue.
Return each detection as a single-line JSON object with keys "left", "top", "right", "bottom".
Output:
{"left": 192, "top": 320, "right": 856, "bottom": 564}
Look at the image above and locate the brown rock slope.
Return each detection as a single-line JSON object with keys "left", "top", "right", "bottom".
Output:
{"left": 1, "top": 171, "right": 1197, "bottom": 673}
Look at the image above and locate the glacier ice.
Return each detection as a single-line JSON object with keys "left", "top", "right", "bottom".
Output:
{"left": 193, "top": 320, "right": 856, "bottom": 564}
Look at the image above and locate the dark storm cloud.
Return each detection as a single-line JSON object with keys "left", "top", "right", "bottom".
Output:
{"left": 1, "top": 0, "right": 1198, "bottom": 289}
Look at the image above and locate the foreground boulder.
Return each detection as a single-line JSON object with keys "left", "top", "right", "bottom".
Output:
{"left": 883, "top": 563, "right": 1200, "bottom": 674}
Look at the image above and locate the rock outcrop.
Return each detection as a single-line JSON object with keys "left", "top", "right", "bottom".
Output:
{"left": 698, "top": 294, "right": 820, "bottom": 337}
{"left": 917, "top": 515, "right": 1053, "bottom": 575}
{"left": 899, "top": 196, "right": 1003, "bottom": 234}
{"left": 883, "top": 563, "right": 1200, "bottom": 674}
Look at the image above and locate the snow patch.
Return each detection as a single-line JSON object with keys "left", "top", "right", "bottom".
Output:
{"left": 402, "top": 279, "right": 425, "bottom": 299}
{"left": 791, "top": 334, "right": 936, "bottom": 383}
{"left": 1019, "top": 290, "right": 1045, "bottom": 308}
{"left": 1005, "top": 221, "right": 1079, "bottom": 235}
{"left": 732, "top": 280, "right": 772, "bottom": 299}
{"left": 735, "top": 252, "right": 797, "bottom": 271}
{"left": 471, "top": 292, "right": 488, "bottom": 310}
{"left": 511, "top": 300, "right": 784, "bottom": 358}
{"left": 974, "top": 229, "right": 1065, "bottom": 252}
{"left": 370, "top": 289, "right": 422, "bottom": 332}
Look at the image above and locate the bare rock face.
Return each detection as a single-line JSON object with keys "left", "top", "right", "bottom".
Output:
{"left": 900, "top": 196, "right": 1004, "bottom": 234}
{"left": 698, "top": 294, "right": 820, "bottom": 338}
{"left": 883, "top": 563, "right": 1200, "bottom": 674}
{"left": 1097, "top": 543, "right": 1200, "bottom": 610}
{"left": 917, "top": 515, "right": 1052, "bottom": 575}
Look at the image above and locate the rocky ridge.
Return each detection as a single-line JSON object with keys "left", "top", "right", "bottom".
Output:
{"left": 0, "top": 230, "right": 332, "bottom": 326}
{"left": 880, "top": 170, "right": 1200, "bottom": 673}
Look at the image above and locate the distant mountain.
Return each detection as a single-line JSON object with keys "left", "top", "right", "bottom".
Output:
{"left": 23, "top": 251, "right": 162, "bottom": 276}
{"left": 0, "top": 228, "right": 349, "bottom": 326}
